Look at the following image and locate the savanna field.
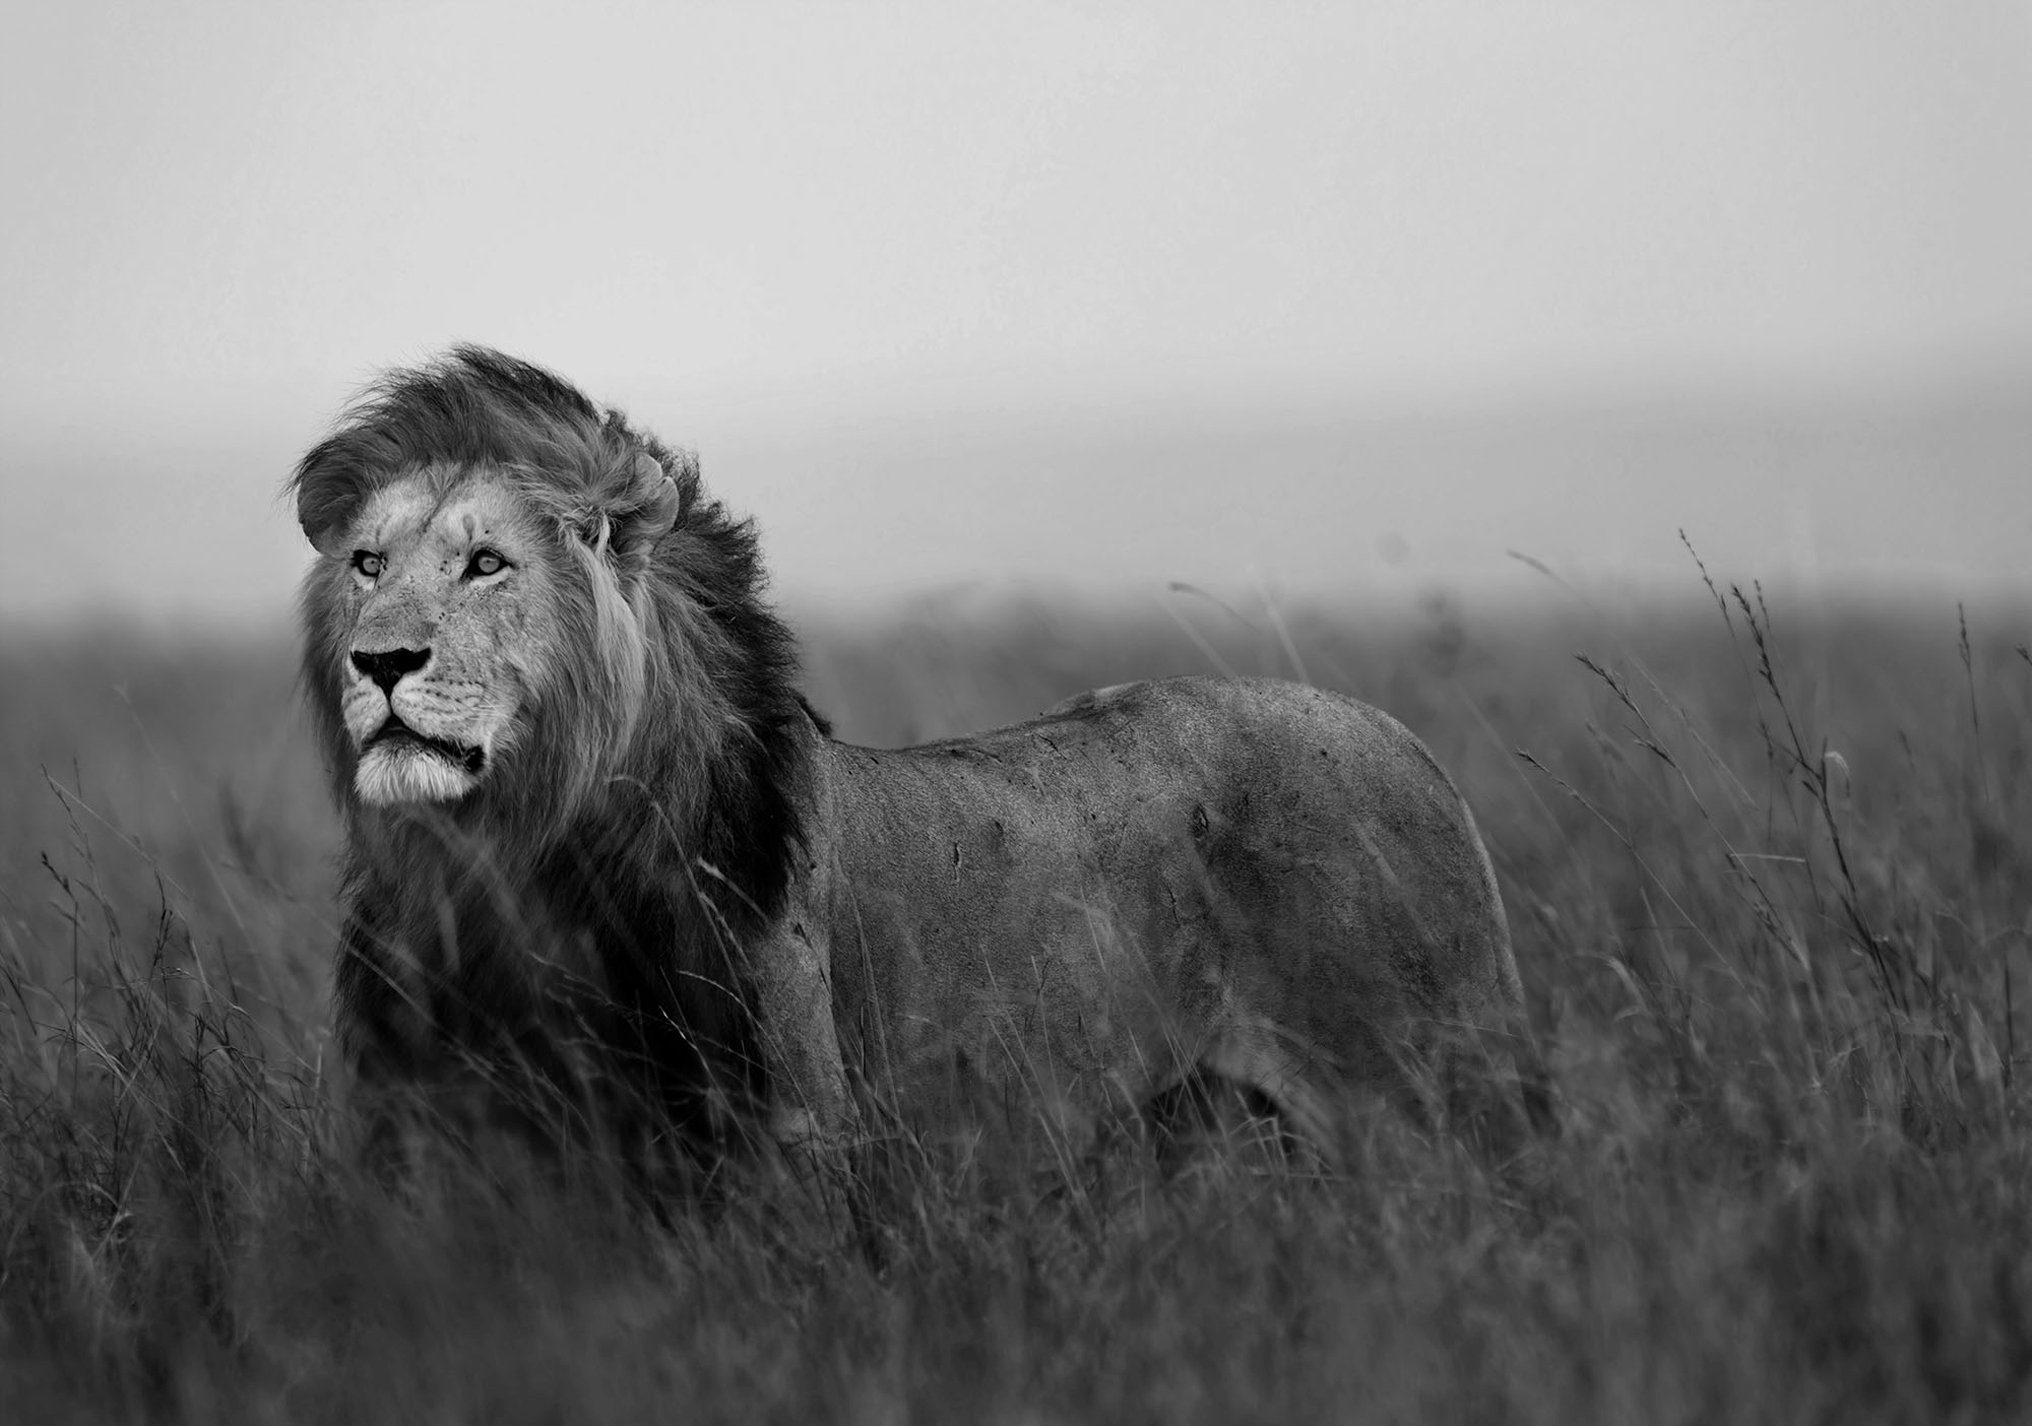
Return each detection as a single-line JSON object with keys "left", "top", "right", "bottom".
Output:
{"left": 3, "top": 577, "right": 2029, "bottom": 1424}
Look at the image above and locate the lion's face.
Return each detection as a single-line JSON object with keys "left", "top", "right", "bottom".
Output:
{"left": 321, "top": 473, "right": 565, "bottom": 807}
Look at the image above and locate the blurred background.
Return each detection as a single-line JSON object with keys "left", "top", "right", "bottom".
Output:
{"left": 2, "top": 0, "right": 2028, "bottom": 632}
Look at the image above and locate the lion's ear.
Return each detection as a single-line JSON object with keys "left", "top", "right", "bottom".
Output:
{"left": 598, "top": 449, "right": 682, "bottom": 574}
{"left": 293, "top": 449, "right": 363, "bottom": 555}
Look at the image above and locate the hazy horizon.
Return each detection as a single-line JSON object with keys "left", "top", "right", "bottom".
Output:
{"left": 4, "top": 2, "right": 2029, "bottom": 629}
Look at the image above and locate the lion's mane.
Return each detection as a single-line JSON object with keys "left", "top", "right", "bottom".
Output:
{"left": 291, "top": 346, "right": 815, "bottom": 1149}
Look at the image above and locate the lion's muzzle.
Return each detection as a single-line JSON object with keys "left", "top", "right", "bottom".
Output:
{"left": 343, "top": 644, "right": 502, "bottom": 806}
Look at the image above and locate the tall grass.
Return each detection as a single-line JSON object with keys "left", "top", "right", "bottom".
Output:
{"left": 1, "top": 580, "right": 2028, "bottom": 1423}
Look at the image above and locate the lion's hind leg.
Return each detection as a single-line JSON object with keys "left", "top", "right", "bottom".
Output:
{"left": 1144, "top": 1019, "right": 1345, "bottom": 1176}
{"left": 1144, "top": 1067, "right": 1297, "bottom": 1177}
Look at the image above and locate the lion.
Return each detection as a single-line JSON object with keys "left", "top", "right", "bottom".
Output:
{"left": 291, "top": 345, "right": 1544, "bottom": 1190}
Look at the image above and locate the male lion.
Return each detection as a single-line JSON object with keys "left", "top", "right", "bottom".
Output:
{"left": 292, "top": 346, "right": 1541, "bottom": 1188}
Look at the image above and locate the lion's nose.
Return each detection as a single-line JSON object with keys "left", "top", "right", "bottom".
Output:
{"left": 351, "top": 647, "right": 431, "bottom": 695}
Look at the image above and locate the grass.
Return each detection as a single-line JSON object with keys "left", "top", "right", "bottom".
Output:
{"left": 2, "top": 571, "right": 2030, "bottom": 1423}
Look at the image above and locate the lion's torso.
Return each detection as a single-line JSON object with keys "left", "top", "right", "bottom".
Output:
{"left": 798, "top": 676, "right": 1524, "bottom": 1147}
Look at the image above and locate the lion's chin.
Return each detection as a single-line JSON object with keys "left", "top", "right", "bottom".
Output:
{"left": 354, "top": 738, "right": 483, "bottom": 805}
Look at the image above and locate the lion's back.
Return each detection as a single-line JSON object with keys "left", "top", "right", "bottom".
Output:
{"left": 900, "top": 676, "right": 1501, "bottom": 941}
{"left": 1035, "top": 677, "right": 1487, "bottom": 862}
{"left": 1041, "top": 674, "right": 1456, "bottom": 796}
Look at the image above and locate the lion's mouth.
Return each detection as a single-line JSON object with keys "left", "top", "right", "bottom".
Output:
{"left": 366, "top": 719, "right": 486, "bottom": 775}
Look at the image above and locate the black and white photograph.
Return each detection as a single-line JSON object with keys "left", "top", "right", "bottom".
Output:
{"left": 2, "top": 3, "right": 2029, "bottom": 1420}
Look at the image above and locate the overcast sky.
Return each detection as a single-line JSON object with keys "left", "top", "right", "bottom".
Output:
{"left": 2, "top": 1, "right": 2029, "bottom": 626}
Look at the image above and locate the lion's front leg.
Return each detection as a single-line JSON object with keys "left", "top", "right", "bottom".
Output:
{"left": 743, "top": 916, "right": 858, "bottom": 1195}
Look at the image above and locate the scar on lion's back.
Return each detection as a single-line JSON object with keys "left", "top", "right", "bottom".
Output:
{"left": 1045, "top": 682, "right": 1141, "bottom": 716}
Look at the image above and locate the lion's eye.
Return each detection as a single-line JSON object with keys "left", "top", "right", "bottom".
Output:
{"left": 352, "top": 551, "right": 384, "bottom": 579}
{"left": 465, "top": 549, "right": 507, "bottom": 579}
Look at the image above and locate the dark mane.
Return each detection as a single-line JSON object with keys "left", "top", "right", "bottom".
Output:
{"left": 294, "top": 344, "right": 690, "bottom": 547}
{"left": 293, "top": 345, "right": 817, "bottom": 1159}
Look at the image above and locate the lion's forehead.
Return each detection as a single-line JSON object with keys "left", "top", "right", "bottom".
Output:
{"left": 353, "top": 478, "right": 439, "bottom": 547}
{"left": 351, "top": 472, "right": 533, "bottom": 561}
